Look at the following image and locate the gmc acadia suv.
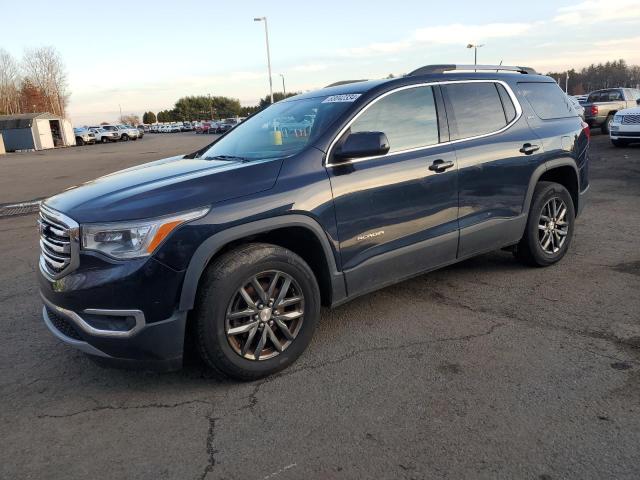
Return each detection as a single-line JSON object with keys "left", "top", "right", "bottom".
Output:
{"left": 38, "top": 65, "right": 590, "bottom": 380}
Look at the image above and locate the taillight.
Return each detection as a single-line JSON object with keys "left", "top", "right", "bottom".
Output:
{"left": 581, "top": 121, "right": 590, "bottom": 141}
{"left": 589, "top": 105, "right": 598, "bottom": 116}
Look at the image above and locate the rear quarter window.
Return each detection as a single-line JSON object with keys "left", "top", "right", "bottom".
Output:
{"left": 519, "top": 82, "right": 576, "bottom": 120}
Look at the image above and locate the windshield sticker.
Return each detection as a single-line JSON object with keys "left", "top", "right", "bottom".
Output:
{"left": 322, "top": 94, "right": 362, "bottom": 103}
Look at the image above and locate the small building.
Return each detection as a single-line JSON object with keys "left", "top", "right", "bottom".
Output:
{"left": 0, "top": 113, "right": 75, "bottom": 152}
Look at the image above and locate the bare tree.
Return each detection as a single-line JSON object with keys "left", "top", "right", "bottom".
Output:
{"left": 0, "top": 49, "right": 21, "bottom": 114}
{"left": 22, "top": 46, "right": 69, "bottom": 117}
{"left": 119, "top": 114, "right": 140, "bottom": 126}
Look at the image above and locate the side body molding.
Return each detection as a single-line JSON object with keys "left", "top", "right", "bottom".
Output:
{"left": 178, "top": 215, "right": 346, "bottom": 311}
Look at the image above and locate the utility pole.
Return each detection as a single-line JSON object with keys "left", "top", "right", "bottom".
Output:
{"left": 565, "top": 72, "right": 570, "bottom": 93}
{"left": 254, "top": 16, "right": 274, "bottom": 104}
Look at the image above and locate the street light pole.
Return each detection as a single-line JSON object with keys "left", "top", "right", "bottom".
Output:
{"left": 280, "top": 74, "right": 286, "bottom": 96}
{"left": 466, "top": 44, "right": 485, "bottom": 70}
{"left": 254, "top": 16, "right": 274, "bottom": 104}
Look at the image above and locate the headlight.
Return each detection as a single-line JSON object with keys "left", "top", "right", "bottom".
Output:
{"left": 81, "top": 207, "right": 209, "bottom": 259}
{"left": 614, "top": 114, "right": 623, "bottom": 123}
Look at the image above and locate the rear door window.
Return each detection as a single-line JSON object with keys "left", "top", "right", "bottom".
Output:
{"left": 519, "top": 82, "right": 576, "bottom": 120}
{"left": 444, "top": 82, "right": 508, "bottom": 139}
{"left": 349, "top": 85, "right": 439, "bottom": 153}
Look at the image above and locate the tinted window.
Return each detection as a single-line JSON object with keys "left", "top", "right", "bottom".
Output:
{"left": 349, "top": 86, "right": 439, "bottom": 153}
{"left": 520, "top": 82, "right": 576, "bottom": 120}
{"left": 445, "top": 82, "right": 507, "bottom": 139}
{"left": 587, "top": 89, "right": 623, "bottom": 103}
{"left": 496, "top": 84, "right": 517, "bottom": 123}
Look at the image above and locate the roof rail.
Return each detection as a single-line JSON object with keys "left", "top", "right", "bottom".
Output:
{"left": 408, "top": 64, "right": 537, "bottom": 76}
{"left": 324, "top": 79, "right": 368, "bottom": 88}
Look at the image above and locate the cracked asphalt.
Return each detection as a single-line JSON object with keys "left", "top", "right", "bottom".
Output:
{"left": 1, "top": 134, "right": 639, "bottom": 480}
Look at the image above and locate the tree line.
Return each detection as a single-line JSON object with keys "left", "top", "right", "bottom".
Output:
{"left": 546, "top": 59, "right": 640, "bottom": 95}
{"left": 0, "top": 47, "right": 69, "bottom": 117}
{"left": 142, "top": 92, "right": 299, "bottom": 123}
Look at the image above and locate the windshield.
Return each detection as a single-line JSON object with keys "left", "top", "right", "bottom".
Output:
{"left": 200, "top": 95, "right": 355, "bottom": 161}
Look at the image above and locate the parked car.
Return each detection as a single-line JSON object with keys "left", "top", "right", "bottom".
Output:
{"left": 182, "top": 122, "right": 194, "bottom": 132}
{"left": 609, "top": 104, "right": 640, "bottom": 147}
{"left": 116, "top": 125, "right": 140, "bottom": 141}
{"left": 136, "top": 125, "right": 146, "bottom": 138}
{"left": 73, "top": 128, "right": 95, "bottom": 146}
{"left": 196, "top": 122, "right": 211, "bottom": 134}
{"left": 38, "top": 64, "right": 589, "bottom": 380}
{"left": 572, "top": 94, "right": 588, "bottom": 104}
{"left": 215, "top": 122, "right": 233, "bottom": 134}
{"left": 88, "top": 127, "right": 119, "bottom": 143}
{"left": 582, "top": 88, "right": 640, "bottom": 134}
{"left": 99, "top": 125, "right": 128, "bottom": 140}
{"left": 169, "top": 124, "right": 182, "bottom": 133}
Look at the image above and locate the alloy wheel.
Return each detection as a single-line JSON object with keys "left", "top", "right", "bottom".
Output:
{"left": 538, "top": 197, "right": 569, "bottom": 254}
{"left": 225, "top": 270, "right": 305, "bottom": 361}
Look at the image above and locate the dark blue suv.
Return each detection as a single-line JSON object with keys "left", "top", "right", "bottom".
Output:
{"left": 39, "top": 65, "right": 590, "bottom": 379}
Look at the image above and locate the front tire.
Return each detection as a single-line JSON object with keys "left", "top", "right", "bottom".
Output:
{"left": 75, "top": 137, "right": 84, "bottom": 146}
{"left": 194, "top": 243, "right": 321, "bottom": 380}
{"left": 515, "top": 181, "right": 575, "bottom": 267}
{"left": 121, "top": 134, "right": 129, "bottom": 141}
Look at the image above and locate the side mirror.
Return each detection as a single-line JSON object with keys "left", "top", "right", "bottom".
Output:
{"left": 334, "top": 131, "right": 390, "bottom": 161}
{"left": 636, "top": 98, "right": 640, "bottom": 105}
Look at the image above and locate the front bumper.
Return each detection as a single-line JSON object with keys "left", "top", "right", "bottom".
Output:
{"left": 39, "top": 251, "right": 188, "bottom": 370}
{"left": 42, "top": 296, "right": 186, "bottom": 371}
{"left": 609, "top": 123, "right": 640, "bottom": 140}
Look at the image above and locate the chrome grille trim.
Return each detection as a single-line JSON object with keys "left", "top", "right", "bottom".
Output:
{"left": 38, "top": 204, "right": 80, "bottom": 280}
{"left": 622, "top": 114, "right": 640, "bottom": 125}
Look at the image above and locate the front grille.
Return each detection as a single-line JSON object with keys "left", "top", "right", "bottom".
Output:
{"left": 46, "top": 307, "right": 83, "bottom": 340}
{"left": 39, "top": 205, "right": 79, "bottom": 279}
{"left": 622, "top": 114, "right": 640, "bottom": 125}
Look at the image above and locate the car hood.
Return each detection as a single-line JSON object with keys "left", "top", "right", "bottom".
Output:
{"left": 45, "top": 154, "right": 284, "bottom": 223}
{"left": 620, "top": 106, "right": 640, "bottom": 115}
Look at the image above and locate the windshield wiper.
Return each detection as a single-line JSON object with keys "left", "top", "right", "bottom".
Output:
{"left": 204, "top": 155, "right": 249, "bottom": 162}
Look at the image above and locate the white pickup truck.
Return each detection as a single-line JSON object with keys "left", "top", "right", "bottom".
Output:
{"left": 88, "top": 127, "right": 120, "bottom": 143}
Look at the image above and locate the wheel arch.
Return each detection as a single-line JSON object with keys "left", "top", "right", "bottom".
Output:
{"left": 178, "top": 215, "right": 346, "bottom": 312}
{"left": 524, "top": 159, "right": 580, "bottom": 217}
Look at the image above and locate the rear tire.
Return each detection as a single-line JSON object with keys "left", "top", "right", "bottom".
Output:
{"left": 194, "top": 243, "right": 321, "bottom": 380}
{"left": 612, "top": 139, "right": 628, "bottom": 147}
{"left": 515, "top": 181, "right": 575, "bottom": 267}
{"left": 101, "top": 137, "right": 108, "bottom": 143}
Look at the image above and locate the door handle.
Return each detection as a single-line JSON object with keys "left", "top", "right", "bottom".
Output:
{"left": 519, "top": 143, "right": 540, "bottom": 155}
{"left": 429, "top": 159, "right": 455, "bottom": 173}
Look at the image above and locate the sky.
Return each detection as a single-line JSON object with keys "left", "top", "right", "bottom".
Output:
{"left": 2, "top": 0, "right": 640, "bottom": 124}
